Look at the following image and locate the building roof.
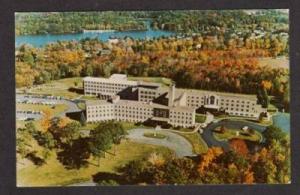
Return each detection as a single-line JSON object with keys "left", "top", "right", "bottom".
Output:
{"left": 85, "top": 100, "right": 112, "bottom": 106}
{"left": 169, "top": 105, "right": 195, "bottom": 112}
{"left": 83, "top": 76, "right": 137, "bottom": 86}
{"left": 158, "top": 86, "right": 257, "bottom": 101}
{"left": 109, "top": 74, "right": 128, "bottom": 80}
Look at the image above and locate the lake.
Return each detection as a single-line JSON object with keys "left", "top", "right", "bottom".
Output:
{"left": 272, "top": 113, "right": 290, "bottom": 133}
{"left": 15, "top": 21, "right": 175, "bottom": 47}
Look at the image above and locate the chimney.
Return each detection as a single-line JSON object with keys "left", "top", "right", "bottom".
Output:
{"left": 168, "top": 83, "right": 175, "bottom": 107}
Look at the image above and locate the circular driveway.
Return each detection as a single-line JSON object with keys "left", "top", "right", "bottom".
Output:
{"left": 127, "top": 128, "right": 194, "bottom": 157}
{"left": 201, "top": 119, "right": 266, "bottom": 151}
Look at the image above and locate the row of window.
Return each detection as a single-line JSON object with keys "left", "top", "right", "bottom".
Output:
{"left": 187, "top": 96, "right": 255, "bottom": 104}
{"left": 228, "top": 112, "right": 255, "bottom": 117}
{"left": 140, "top": 95, "right": 155, "bottom": 99}
{"left": 140, "top": 90, "right": 156, "bottom": 95}
{"left": 85, "top": 81, "right": 131, "bottom": 87}
{"left": 170, "top": 112, "right": 193, "bottom": 116}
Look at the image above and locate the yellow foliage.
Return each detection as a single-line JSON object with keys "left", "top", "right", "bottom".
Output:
{"left": 198, "top": 147, "right": 223, "bottom": 174}
{"left": 261, "top": 80, "right": 272, "bottom": 90}
{"left": 147, "top": 152, "right": 165, "bottom": 167}
{"left": 40, "top": 109, "right": 52, "bottom": 132}
{"left": 243, "top": 169, "right": 254, "bottom": 184}
{"left": 58, "top": 117, "right": 71, "bottom": 128}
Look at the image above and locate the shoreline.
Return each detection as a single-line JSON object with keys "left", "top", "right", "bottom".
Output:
{"left": 83, "top": 29, "right": 116, "bottom": 33}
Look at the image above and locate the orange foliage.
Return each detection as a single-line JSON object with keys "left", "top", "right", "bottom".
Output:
{"left": 58, "top": 117, "right": 71, "bottom": 128}
{"left": 229, "top": 138, "right": 249, "bottom": 156}
{"left": 40, "top": 109, "right": 51, "bottom": 132}
{"left": 243, "top": 169, "right": 255, "bottom": 184}
{"left": 261, "top": 80, "right": 272, "bottom": 90}
{"left": 198, "top": 147, "right": 223, "bottom": 174}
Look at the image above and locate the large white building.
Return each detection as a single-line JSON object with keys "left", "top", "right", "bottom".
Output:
{"left": 84, "top": 74, "right": 266, "bottom": 127}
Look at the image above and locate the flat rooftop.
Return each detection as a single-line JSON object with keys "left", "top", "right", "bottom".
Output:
{"left": 85, "top": 100, "right": 112, "bottom": 106}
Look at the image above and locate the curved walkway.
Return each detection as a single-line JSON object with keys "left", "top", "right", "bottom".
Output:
{"left": 127, "top": 128, "right": 195, "bottom": 157}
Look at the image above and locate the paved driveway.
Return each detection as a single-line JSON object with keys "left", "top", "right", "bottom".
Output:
{"left": 201, "top": 119, "right": 266, "bottom": 151}
{"left": 127, "top": 128, "right": 194, "bottom": 157}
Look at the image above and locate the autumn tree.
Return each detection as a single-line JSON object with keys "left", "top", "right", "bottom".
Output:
{"left": 229, "top": 138, "right": 249, "bottom": 156}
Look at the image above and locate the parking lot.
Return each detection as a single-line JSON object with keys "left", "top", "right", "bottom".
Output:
{"left": 16, "top": 94, "right": 82, "bottom": 120}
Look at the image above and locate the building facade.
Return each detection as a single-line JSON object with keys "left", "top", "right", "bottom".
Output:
{"left": 84, "top": 74, "right": 266, "bottom": 127}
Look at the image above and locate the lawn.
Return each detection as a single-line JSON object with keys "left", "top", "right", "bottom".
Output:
{"left": 143, "top": 132, "right": 167, "bottom": 139}
{"left": 17, "top": 140, "right": 174, "bottom": 187}
{"left": 27, "top": 77, "right": 83, "bottom": 99}
{"left": 76, "top": 102, "right": 86, "bottom": 110}
{"left": 175, "top": 132, "right": 208, "bottom": 154}
{"left": 213, "top": 129, "right": 262, "bottom": 142}
{"left": 80, "top": 121, "right": 143, "bottom": 132}
{"left": 195, "top": 114, "right": 206, "bottom": 123}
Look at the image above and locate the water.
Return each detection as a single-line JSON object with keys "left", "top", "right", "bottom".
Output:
{"left": 15, "top": 21, "right": 175, "bottom": 47}
{"left": 272, "top": 113, "right": 290, "bottom": 133}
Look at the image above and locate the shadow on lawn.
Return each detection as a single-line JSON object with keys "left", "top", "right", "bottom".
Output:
{"left": 92, "top": 172, "right": 127, "bottom": 185}
{"left": 26, "top": 152, "right": 45, "bottom": 166}
{"left": 56, "top": 138, "right": 91, "bottom": 170}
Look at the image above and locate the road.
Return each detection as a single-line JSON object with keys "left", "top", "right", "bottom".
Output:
{"left": 16, "top": 94, "right": 82, "bottom": 118}
{"left": 201, "top": 119, "right": 266, "bottom": 151}
{"left": 127, "top": 128, "right": 194, "bottom": 157}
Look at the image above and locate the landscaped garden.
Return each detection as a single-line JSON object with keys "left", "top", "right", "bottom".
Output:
{"left": 213, "top": 126, "right": 263, "bottom": 142}
{"left": 143, "top": 132, "right": 167, "bottom": 139}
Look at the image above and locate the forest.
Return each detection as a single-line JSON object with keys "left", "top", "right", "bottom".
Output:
{"left": 15, "top": 10, "right": 289, "bottom": 109}
{"left": 15, "top": 10, "right": 288, "bottom": 35}
{"left": 15, "top": 33, "right": 289, "bottom": 109}
{"left": 15, "top": 12, "right": 147, "bottom": 35}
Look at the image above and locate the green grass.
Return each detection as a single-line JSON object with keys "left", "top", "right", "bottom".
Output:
{"left": 143, "top": 132, "right": 167, "bottom": 139}
{"left": 195, "top": 114, "right": 206, "bottom": 123}
{"left": 77, "top": 102, "right": 86, "bottom": 110}
{"left": 175, "top": 132, "right": 208, "bottom": 154}
{"left": 79, "top": 121, "right": 148, "bottom": 132}
{"left": 17, "top": 140, "right": 174, "bottom": 187}
{"left": 27, "top": 77, "right": 83, "bottom": 99}
{"left": 213, "top": 129, "right": 262, "bottom": 142}
{"left": 267, "top": 103, "right": 279, "bottom": 113}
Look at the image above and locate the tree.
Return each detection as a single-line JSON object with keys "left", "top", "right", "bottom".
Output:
{"left": 263, "top": 125, "right": 286, "bottom": 146}
{"left": 252, "top": 155, "right": 277, "bottom": 183}
{"left": 161, "top": 158, "right": 195, "bottom": 184}
{"left": 229, "top": 139, "right": 249, "bottom": 156}
{"left": 198, "top": 147, "right": 223, "bottom": 174}
{"left": 89, "top": 122, "right": 114, "bottom": 166}
{"left": 57, "top": 137, "right": 91, "bottom": 169}
{"left": 33, "top": 131, "right": 56, "bottom": 149}
{"left": 60, "top": 121, "right": 81, "bottom": 145}
{"left": 16, "top": 127, "right": 33, "bottom": 158}
{"left": 40, "top": 109, "right": 52, "bottom": 132}
{"left": 109, "top": 122, "right": 127, "bottom": 155}
{"left": 257, "top": 87, "right": 269, "bottom": 108}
